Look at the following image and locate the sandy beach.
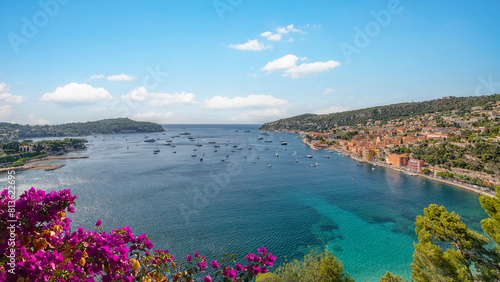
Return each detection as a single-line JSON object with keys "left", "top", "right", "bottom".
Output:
{"left": 0, "top": 156, "right": 89, "bottom": 174}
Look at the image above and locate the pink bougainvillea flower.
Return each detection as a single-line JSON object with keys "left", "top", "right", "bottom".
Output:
{"left": 258, "top": 246, "right": 267, "bottom": 255}
{"left": 202, "top": 275, "right": 212, "bottom": 282}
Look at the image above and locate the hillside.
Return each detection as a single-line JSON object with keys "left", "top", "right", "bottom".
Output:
{"left": 0, "top": 118, "right": 165, "bottom": 139}
{"left": 260, "top": 94, "right": 500, "bottom": 132}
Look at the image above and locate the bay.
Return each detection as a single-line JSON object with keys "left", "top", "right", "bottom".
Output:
{"left": 1, "top": 124, "right": 488, "bottom": 281}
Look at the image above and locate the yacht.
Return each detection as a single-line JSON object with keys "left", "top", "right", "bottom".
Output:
{"left": 257, "top": 136, "right": 264, "bottom": 140}
{"left": 306, "top": 155, "right": 313, "bottom": 158}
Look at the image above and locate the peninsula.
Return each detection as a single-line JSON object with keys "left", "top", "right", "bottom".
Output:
{"left": 0, "top": 118, "right": 165, "bottom": 140}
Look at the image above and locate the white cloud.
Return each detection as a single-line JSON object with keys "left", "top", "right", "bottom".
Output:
{"left": 314, "top": 106, "right": 350, "bottom": 115}
{"left": 262, "top": 54, "right": 300, "bottom": 72}
{"left": 321, "top": 88, "right": 337, "bottom": 95}
{"left": 262, "top": 55, "right": 340, "bottom": 78}
{"left": 40, "top": 83, "right": 112, "bottom": 105}
{"left": 260, "top": 31, "right": 282, "bottom": 41}
{"left": 284, "top": 60, "right": 341, "bottom": 78}
{"left": 0, "top": 82, "right": 9, "bottom": 92}
{"left": 0, "top": 93, "right": 24, "bottom": 104}
{"left": 203, "top": 94, "right": 289, "bottom": 109}
{"left": 122, "top": 87, "right": 198, "bottom": 106}
{"left": 122, "top": 86, "right": 151, "bottom": 101}
{"left": 131, "top": 111, "right": 174, "bottom": 123}
{"left": 106, "top": 74, "right": 136, "bottom": 81}
{"left": 277, "top": 24, "right": 301, "bottom": 34}
{"left": 89, "top": 74, "right": 105, "bottom": 80}
{"left": 27, "top": 114, "right": 50, "bottom": 125}
{"left": 229, "top": 39, "right": 271, "bottom": 51}
{"left": 0, "top": 82, "right": 25, "bottom": 104}
{"left": 0, "top": 105, "right": 12, "bottom": 120}
{"left": 149, "top": 92, "right": 197, "bottom": 106}
{"left": 261, "top": 24, "right": 302, "bottom": 42}
{"left": 231, "top": 108, "right": 286, "bottom": 123}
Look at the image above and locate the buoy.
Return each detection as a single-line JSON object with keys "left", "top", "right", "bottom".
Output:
{"left": 352, "top": 178, "right": 354, "bottom": 180}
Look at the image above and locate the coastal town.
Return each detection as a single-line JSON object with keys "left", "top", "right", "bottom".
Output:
{"left": 296, "top": 100, "right": 500, "bottom": 196}
{"left": 0, "top": 138, "right": 88, "bottom": 173}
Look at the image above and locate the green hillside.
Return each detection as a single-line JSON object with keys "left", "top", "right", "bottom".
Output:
{"left": 0, "top": 118, "right": 165, "bottom": 139}
{"left": 260, "top": 94, "right": 500, "bottom": 132}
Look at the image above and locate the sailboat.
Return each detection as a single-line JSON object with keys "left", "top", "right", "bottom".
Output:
{"left": 195, "top": 135, "right": 202, "bottom": 147}
{"left": 275, "top": 148, "right": 279, "bottom": 157}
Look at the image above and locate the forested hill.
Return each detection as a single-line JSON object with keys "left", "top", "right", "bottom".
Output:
{"left": 0, "top": 118, "right": 165, "bottom": 139}
{"left": 260, "top": 94, "right": 500, "bottom": 132}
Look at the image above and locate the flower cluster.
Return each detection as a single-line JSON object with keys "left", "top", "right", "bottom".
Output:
{"left": 0, "top": 188, "right": 274, "bottom": 282}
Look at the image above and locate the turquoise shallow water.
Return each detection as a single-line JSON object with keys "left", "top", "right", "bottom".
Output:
{"left": 0, "top": 124, "right": 489, "bottom": 281}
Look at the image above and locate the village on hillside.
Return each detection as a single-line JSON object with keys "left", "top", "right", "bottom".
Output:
{"left": 0, "top": 138, "right": 88, "bottom": 173}
{"left": 298, "top": 100, "right": 500, "bottom": 192}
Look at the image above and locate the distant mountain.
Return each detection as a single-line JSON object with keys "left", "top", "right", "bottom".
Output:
{"left": 260, "top": 94, "right": 500, "bottom": 132}
{"left": 0, "top": 118, "right": 165, "bottom": 139}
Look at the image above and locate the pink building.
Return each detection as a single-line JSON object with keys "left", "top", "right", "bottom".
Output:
{"left": 408, "top": 159, "right": 425, "bottom": 172}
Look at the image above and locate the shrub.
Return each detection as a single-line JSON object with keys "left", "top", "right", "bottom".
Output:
{"left": 255, "top": 248, "right": 353, "bottom": 282}
{"left": 0, "top": 188, "right": 275, "bottom": 281}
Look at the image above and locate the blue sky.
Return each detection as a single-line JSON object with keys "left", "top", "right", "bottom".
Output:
{"left": 1, "top": 0, "right": 499, "bottom": 125}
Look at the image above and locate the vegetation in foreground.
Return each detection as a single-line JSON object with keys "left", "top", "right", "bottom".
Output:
{"left": 258, "top": 188, "right": 500, "bottom": 282}
{"left": 0, "top": 187, "right": 275, "bottom": 281}
{"left": 2, "top": 186, "right": 500, "bottom": 281}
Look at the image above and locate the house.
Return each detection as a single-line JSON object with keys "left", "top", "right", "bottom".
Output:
{"left": 363, "top": 149, "right": 375, "bottom": 161}
{"left": 426, "top": 133, "right": 451, "bottom": 139}
{"left": 19, "top": 145, "right": 33, "bottom": 153}
{"left": 408, "top": 159, "right": 425, "bottom": 172}
{"left": 387, "top": 153, "right": 409, "bottom": 167}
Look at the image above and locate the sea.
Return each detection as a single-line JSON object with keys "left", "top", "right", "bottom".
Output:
{"left": 0, "top": 124, "right": 489, "bottom": 281}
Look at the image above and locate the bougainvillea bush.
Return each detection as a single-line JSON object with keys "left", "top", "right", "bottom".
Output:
{"left": 0, "top": 188, "right": 275, "bottom": 281}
